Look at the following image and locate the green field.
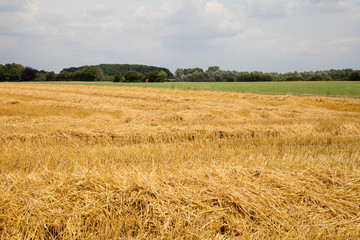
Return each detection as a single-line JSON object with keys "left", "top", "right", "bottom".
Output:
{"left": 35, "top": 81, "right": 360, "bottom": 97}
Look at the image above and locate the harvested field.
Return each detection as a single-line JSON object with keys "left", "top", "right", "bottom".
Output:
{"left": 0, "top": 83, "right": 360, "bottom": 239}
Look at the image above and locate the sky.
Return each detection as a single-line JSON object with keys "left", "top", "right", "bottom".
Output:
{"left": 0, "top": 0, "right": 359, "bottom": 73}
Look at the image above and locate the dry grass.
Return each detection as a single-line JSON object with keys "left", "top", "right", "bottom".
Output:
{"left": 0, "top": 83, "right": 360, "bottom": 239}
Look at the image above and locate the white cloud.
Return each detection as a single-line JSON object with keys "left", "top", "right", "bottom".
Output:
{"left": 211, "top": 29, "right": 270, "bottom": 45}
{"left": 243, "top": 0, "right": 294, "bottom": 19}
{"left": 135, "top": 0, "right": 242, "bottom": 33}
{"left": 203, "top": 0, "right": 242, "bottom": 31}
{"left": 327, "top": 38, "right": 360, "bottom": 55}
{"left": 280, "top": 39, "right": 320, "bottom": 56}
{"left": 0, "top": 0, "right": 359, "bottom": 72}
{"left": 134, "top": 5, "right": 146, "bottom": 19}
{"left": 0, "top": 0, "right": 27, "bottom": 12}
{"left": 296, "top": 0, "right": 356, "bottom": 14}
{"left": 0, "top": 34, "right": 18, "bottom": 49}
{"left": 97, "top": 19, "right": 123, "bottom": 31}
{"left": 86, "top": 4, "right": 112, "bottom": 17}
{"left": 17, "top": 0, "right": 39, "bottom": 23}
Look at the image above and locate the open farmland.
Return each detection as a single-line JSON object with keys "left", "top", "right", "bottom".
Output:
{"left": 0, "top": 83, "right": 360, "bottom": 239}
{"left": 36, "top": 81, "right": 360, "bottom": 98}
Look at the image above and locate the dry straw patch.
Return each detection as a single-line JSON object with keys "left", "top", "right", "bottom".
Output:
{"left": 0, "top": 83, "right": 360, "bottom": 239}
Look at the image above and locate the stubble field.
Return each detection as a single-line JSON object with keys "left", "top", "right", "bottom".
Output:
{"left": 0, "top": 83, "right": 360, "bottom": 239}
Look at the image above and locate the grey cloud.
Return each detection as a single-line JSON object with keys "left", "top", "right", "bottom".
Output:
{"left": 165, "top": 25, "right": 227, "bottom": 52}
{"left": 296, "top": 0, "right": 356, "bottom": 14}
{"left": 244, "top": 0, "right": 293, "bottom": 19}
{"left": 86, "top": 4, "right": 116, "bottom": 17}
{"left": 166, "top": 5, "right": 204, "bottom": 26}
{"left": 303, "top": 0, "right": 346, "bottom": 3}
{"left": 132, "top": 0, "right": 242, "bottom": 56}
{"left": 0, "top": 0, "right": 27, "bottom": 12}
{"left": 0, "top": 0, "right": 359, "bottom": 73}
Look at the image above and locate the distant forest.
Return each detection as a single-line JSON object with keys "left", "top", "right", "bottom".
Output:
{"left": 63, "top": 64, "right": 173, "bottom": 78}
{"left": 1, "top": 63, "right": 360, "bottom": 82}
{"left": 174, "top": 67, "right": 360, "bottom": 82}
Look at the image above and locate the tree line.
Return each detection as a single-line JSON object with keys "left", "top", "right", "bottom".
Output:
{"left": 0, "top": 64, "right": 170, "bottom": 82}
{"left": 174, "top": 67, "right": 360, "bottom": 82}
{"left": 1, "top": 63, "right": 360, "bottom": 82}
{"left": 63, "top": 64, "right": 173, "bottom": 79}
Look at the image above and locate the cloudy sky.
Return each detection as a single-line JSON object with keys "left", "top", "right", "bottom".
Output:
{"left": 0, "top": 0, "right": 359, "bottom": 73}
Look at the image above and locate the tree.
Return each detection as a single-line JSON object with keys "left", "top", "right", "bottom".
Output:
{"left": 5, "top": 63, "right": 24, "bottom": 81}
{"left": 35, "top": 73, "right": 46, "bottom": 81}
{"left": 97, "top": 68, "right": 104, "bottom": 81}
{"left": 113, "top": 71, "right": 123, "bottom": 82}
{"left": 188, "top": 71, "right": 207, "bottom": 82}
{"left": 348, "top": 70, "right": 360, "bottom": 81}
{"left": 83, "top": 66, "right": 99, "bottom": 81}
{"left": 175, "top": 68, "right": 184, "bottom": 79}
{"left": 157, "top": 71, "right": 167, "bottom": 82}
{"left": 61, "top": 64, "right": 174, "bottom": 79}
{"left": 46, "top": 72, "right": 56, "bottom": 81}
{"left": 143, "top": 71, "right": 158, "bottom": 82}
{"left": 206, "top": 66, "right": 220, "bottom": 72}
{"left": 56, "top": 71, "right": 72, "bottom": 81}
{"left": 0, "top": 65, "right": 6, "bottom": 81}
{"left": 124, "top": 71, "right": 143, "bottom": 82}
{"left": 184, "top": 68, "right": 204, "bottom": 75}
{"left": 286, "top": 75, "right": 304, "bottom": 81}
{"left": 22, "top": 67, "right": 38, "bottom": 81}
{"left": 72, "top": 66, "right": 98, "bottom": 81}
{"left": 308, "top": 74, "right": 324, "bottom": 81}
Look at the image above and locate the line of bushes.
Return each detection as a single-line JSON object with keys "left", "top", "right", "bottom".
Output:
{"left": 1, "top": 63, "right": 359, "bottom": 82}
{"left": 0, "top": 64, "right": 168, "bottom": 82}
{"left": 174, "top": 67, "right": 360, "bottom": 82}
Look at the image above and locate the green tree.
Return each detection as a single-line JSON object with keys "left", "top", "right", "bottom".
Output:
{"left": 5, "top": 63, "right": 24, "bottom": 81}
{"left": 97, "top": 68, "right": 104, "bottom": 81}
{"left": 62, "top": 64, "right": 174, "bottom": 79}
{"left": 46, "top": 72, "right": 56, "bottom": 81}
{"left": 35, "top": 73, "right": 46, "bottom": 81}
{"left": 175, "top": 68, "right": 184, "bottom": 79}
{"left": 144, "top": 71, "right": 158, "bottom": 82}
{"left": 144, "top": 71, "right": 155, "bottom": 82}
{"left": 143, "top": 70, "right": 168, "bottom": 82}
{"left": 0, "top": 65, "right": 7, "bottom": 81}
{"left": 308, "top": 74, "right": 324, "bottom": 81}
{"left": 348, "top": 70, "right": 360, "bottom": 81}
{"left": 157, "top": 71, "right": 167, "bottom": 82}
{"left": 113, "top": 71, "right": 123, "bottom": 82}
{"left": 73, "top": 66, "right": 98, "bottom": 81}
{"left": 124, "top": 71, "right": 143, "bottom": 82}
{"left": 206, "top": 66, "right": 220, "bottom": 72}
{"left": 184, "top": 68, "right": 204, "bottom": 75}
{"left": 286, "top": 75, "right": 304, "bottom": 81}
{"left": 56, "top": 71, "right": 72, "bottom": 81}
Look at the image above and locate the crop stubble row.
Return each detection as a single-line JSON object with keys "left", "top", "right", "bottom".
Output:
{"left": 0, "top": 83, "right": 359, "bottom": 239}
